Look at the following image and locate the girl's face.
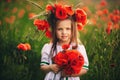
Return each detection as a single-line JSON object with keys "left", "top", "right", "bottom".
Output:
{"left": 56, "top": 19, "right": 72, "bottom": 45}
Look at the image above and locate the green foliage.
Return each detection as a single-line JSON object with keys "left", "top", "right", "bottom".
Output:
{"left": 0, "top": 0, "right": 120, "bottom": 80}
{"left": 80, "top": 25, "right": 120, "bottom": 80}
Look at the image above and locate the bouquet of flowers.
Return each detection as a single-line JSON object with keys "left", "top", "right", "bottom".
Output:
{"left": 53, "top": 44, "right": 84, "bottom": 75}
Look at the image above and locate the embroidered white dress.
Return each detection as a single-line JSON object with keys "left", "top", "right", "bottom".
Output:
{"left": 40, "top": 43, "right": 89, "bottom": 80}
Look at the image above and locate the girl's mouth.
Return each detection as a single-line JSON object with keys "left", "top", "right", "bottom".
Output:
{"left": 61, "top": 36, "right": 67, "bottom": 39}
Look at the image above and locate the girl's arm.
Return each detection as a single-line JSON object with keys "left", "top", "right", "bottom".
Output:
{"left": 41, "top": 64, "right": 60, "bottom": 73}
{"left": 71, "top": 68, "right": 88, "bottom": 77}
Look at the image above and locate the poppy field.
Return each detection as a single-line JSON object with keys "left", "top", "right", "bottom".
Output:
{"left": 0, "top": 0, "right": 120, "bottom": 80}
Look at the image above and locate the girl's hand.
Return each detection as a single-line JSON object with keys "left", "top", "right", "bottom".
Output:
{"left": 49, "top": 64, "right": 60, "bottom": 73}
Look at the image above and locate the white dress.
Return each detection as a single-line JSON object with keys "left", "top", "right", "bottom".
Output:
{"left": 40, "top": 43, "right": 89, "bottom": 80}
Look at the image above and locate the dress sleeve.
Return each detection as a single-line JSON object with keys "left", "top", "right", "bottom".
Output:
{"left": 77, "top": 45, "right": 89, "bottom": 69}
{"left": 40, "top": 43, "right": 52, "bottom": 66}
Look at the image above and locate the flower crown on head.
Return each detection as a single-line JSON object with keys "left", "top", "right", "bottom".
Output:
{"left": 46, "top": 3, "right": 87, "bottom": 25}
{"left": 33, "top": 3, "right": 87, "bottom": 38}
{"left": 46, "top": 3, "right": 87, "bottom": 30}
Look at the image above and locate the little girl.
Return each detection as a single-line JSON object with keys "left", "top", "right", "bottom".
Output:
{"left": 40, "top": 4, "right": 89, "bottom": 80}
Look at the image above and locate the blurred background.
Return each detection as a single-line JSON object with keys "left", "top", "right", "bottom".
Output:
{"left": 0, "top": 0, "right": 120, "bottom": 80}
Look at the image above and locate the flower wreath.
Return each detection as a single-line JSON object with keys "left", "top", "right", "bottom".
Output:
{"left": 33, "top": 3, "right": 87, "bottom": 38}
{"left": 46, "top": 4, "right": 87, "bottom": 24}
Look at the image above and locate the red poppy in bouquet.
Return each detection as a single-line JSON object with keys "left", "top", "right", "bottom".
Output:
{"left": 53, "top": 44, "right": 84, "bottom": 75}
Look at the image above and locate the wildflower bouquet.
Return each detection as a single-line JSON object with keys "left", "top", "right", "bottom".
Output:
{"left": 53, "top": 44, "right": 84, "bottom": 75}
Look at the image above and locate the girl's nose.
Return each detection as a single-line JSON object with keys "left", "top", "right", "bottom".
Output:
{"left": 62, "top": 29, "right": 67, "bottom": 34}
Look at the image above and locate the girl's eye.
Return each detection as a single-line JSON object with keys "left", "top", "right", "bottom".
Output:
{"left": 66, "top": 27, "right": 71, "bottom": 30}
{"left": 57, "top": 28, "right": 62, "bottom": 30}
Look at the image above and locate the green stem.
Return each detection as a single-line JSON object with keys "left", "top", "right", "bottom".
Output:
{"left": 26, "top": 0, "right": 43, "bottom": 10}
{"left": 29, "top": 11, "right": 46, "bottom": 19}
{"left": 74, "top": 2, "right": 83, "bottom": 9}
{"left": 38, "top": 30, "right": 46, "bottom": 41}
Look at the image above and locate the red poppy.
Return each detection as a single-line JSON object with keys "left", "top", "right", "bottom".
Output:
{"left": 53, "top": 45, "right": 84, "bottom": 75}
{"left": 25, "top": 43, "right": 31, "bottom": 50}
{"left": 53, "top": 52, "right": 68, "bottom": 67}
{"left": 17, "top": 43, "right": 31, "bottom": 51}
{"left": 12, "top": 7, "right": 18, "bottom": 13}
{"left": 113, "top": 9, "right": 120, "bottom": 15}
{"left": 100, "top": 0, "right": 107, "bottom": 7}
{"left": 77, "top": 23, "right": 83, "bottom": 31}
{"left": 55, "top": 4, "right": 68, "bottom": 19}
{"left": 65, "top": 5, "right": 74, "bottom": 16}
{"left": 102, "top": 9, "right": 109, "bottom": 15}
{"left": 113, "top": 23, "right": 119, "bottom": 30}
{"left": 106, "top": 21, "right": 112, "bottom": 34}
{"left": 17, "top": 43, "right": 27, "bottom": 51}
{"left": 54, "top": 4, "right": 62, "bottom": 10}
{"left": 18, "top": 9, "right": 25, "bottom": 18}
{"left": 28, "top": 13, "right": 36, "bottom": 19}
{"left": 66, "top": 50, "right": 80, "bottom": 60}
{"left": 6, "top": 0, "right": 11, "bottom": 3}
{"left": 75, "top": 9, "right": 87, "bottom": 25}
{"left": 46, "top": 4, "right": 53, "bottom": 12}
{"left": 62, "top": 44, "right": 70, "bottom": 50}
{"left": 45, "top": 29, "right": 52, "bottom": 38}
{"left": 106, "top": 26, "right": 111, "bottom": 34}
{"left": 63, "top": 53, "right": 84, "bottom": 74}
{"left": 34, "top": 19, "right": 50, "bottom": 31}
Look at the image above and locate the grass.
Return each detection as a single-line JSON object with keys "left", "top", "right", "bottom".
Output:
{"left": 0, "top": 0, "right": 120, "bottom": 80}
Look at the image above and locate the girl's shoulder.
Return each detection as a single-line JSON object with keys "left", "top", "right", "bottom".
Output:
{"left": 78, "top": 44, "right": 85, "bottom": 48}
{"left": 77, "top": 44, "right": 86, "bottom": 51}
{"left": 77, "top": 44, "right": 87, "bottom": 54}
{"left": 42, "top": 43, "right": 53, "bottom": 49}
{"left": 41, "top": 43, "right": 53, "bottom": 55}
